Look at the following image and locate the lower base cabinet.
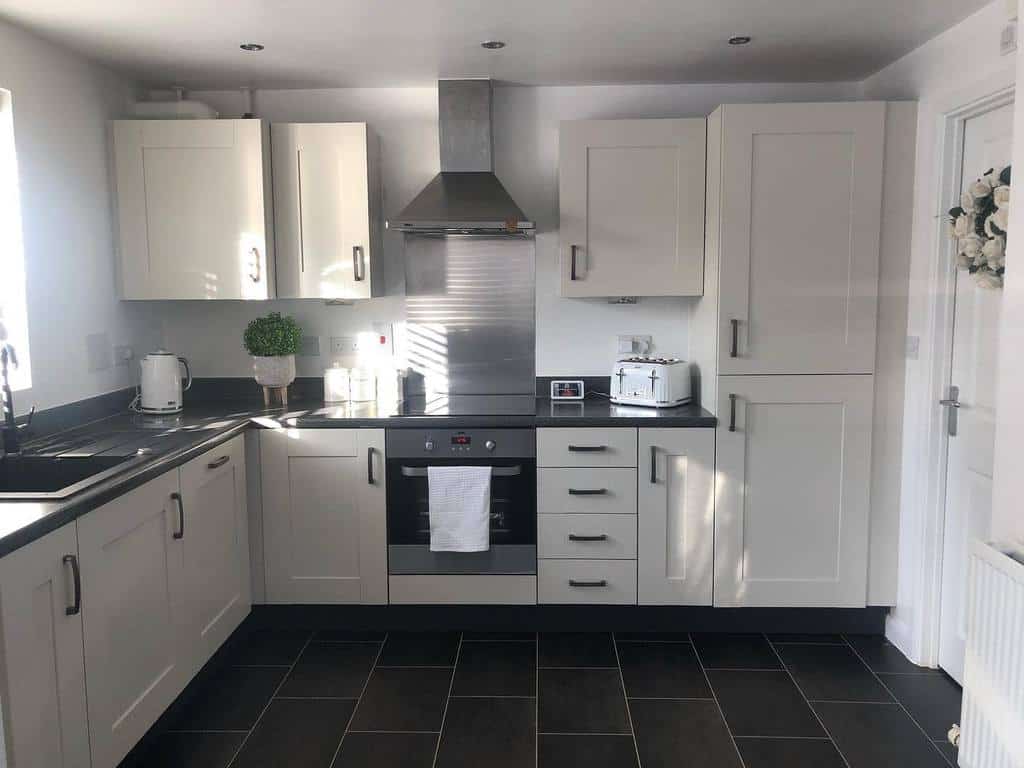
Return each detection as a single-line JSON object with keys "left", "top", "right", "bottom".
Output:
{"left": 0, "top": 523, "right": 90, "bottom": 768}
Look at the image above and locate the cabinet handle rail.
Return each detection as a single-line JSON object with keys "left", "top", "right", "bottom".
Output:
{"left": 367, "top": 447, "right": 376, "bottom": 485}
{"left": 207, "top": 455, "right": 230, "bottom": 470}
{"left": 62, "top": 554, "right": 81, "bottom": 616}
{"left": 567, "top": 444, "right": 607, "bottom": 453}
{"left": 729, "top": 394, "right": 738, "bottom": 432}
{"left": 567, "top": 488, "right": 607, "bottom": 496}
{"left": 171, "top": 492, "right": 185, "bottom": 539}
{"left": 569, "top": 579, "right": 607, "bottom": 588}
{"left": 568, "top": 534, "right": 609, "bottom": 542}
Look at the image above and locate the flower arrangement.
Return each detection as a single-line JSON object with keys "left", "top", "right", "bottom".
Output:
{"left": 948, "top": 165, "right": 1011, "bottom": 289}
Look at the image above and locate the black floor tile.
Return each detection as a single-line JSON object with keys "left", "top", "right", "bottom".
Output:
{"left": 617, "top": 641, "right": 711, "bottom": 698}
{"left": 538, "top": 734, "right": 639, "bottom": 768}
{"left": 935, "top": 739, "right": 958, "bottom": 765}
{"left": 378, "top": 632, "right": 460, "bottom": 666}
{"left": 878, "top": 673, "right": 963, "bottom": 740}
{"left": 171, "top": 665, "right": 286, "bottom": 731}
{"left": 332, "top": 732, "right": 438, "bottom": 768}
{"left": 314, "top": 629, "right": 387, "bottom": 642}
{"left": 693, "top": 633, "right": 781, "bottom": 670}
{"left": 846, "top": 634, "right": 932, "bottom": 674}
{"left": 451, "top": 641, "right": 536, "bottom": 696}
{"left": 538, "top": 632, "right": 617, "bottom": 667}
{"left": 435, "top": 697, "right": 535, "bottom": 768}
{"left": 630, "top": 699, "right": 741, "bottom": 768}
{"left": 736, "top": 737, "right": 845, "bottom": 768}
{"left": 462, "top": 631, "right": 536, "bottom": 642}
{"left": 130, "top": 731, "right": 245, "bottom": 768}
{"left": 351, "top": 667, "right": 453, "bottom": 732}
{"left": 776, "top": 643, "right": 893, "bottom": 702}
{"left": 223, "top": 628, "right": 311, "bottom": 666}
{"left": 708, "top": 670, "right": 824, "bottom": 737}
{"left": 538, "top": 668, "right": 630, "bottom": 734}
{"left": 814, "top": 702, "right": 950, "bottom": 768}
{"left": 279, "top": 642, "right": 380, "bottom": 698}
{"left": 232, "top": 698, "right": 354, "bottom": 768}
{"left": 614, "top": 631, "right": 691, "bottom": 642}
{"left": 768, "top": 633, "right": 845, "bottom": 644}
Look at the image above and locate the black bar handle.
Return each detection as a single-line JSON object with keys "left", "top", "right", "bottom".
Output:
{"left": 367, "top": 447, "right": 376, "bottom": 485}
{"left": 568, "top": 534, "right": 609, "bottom": 542}
{"left": 729, "top": 394, "right": 738, "bottom": 432}
{"left": 570, "top": 244, "right": 579, "bottom": 280}
{"left": 63, "top": 554, "right": 81, "bottom": 616}
{"left": 569, "top": 579, "right": 608, "bottom": 588}
{"left": 650, "top": 445, "right": 657, "bottom": 484}
{"left": 567, "top": 444, "right": 607, "bottom": 453}
{"left": 568, "top": 488, "right": 607, "bottom": 496}
{"left": 730, "top": 318, "right": 739, "bottom": 358}
{"left": 171, "top": 492, "right": 185, "bottom": 540}
{"left": 207, "top": 455, "right": 230, "bottom": 470}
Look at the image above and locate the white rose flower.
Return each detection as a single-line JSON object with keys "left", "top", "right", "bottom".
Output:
{"left": 975, "top": 269, "right": 1003, "bottom": 289}
{"left": 994, "top": 185, "right": 1011, "bottom": 209}
{"left": 993, "top": 206, "right": 1010, "bottom": 232}
{"left": 983, "top": 236, "right": 1006, "bottom": 268}
{"left": 971, "top": 178, "right": 994, "bottom": 200}
{"left": 962, "top": 234, "right": 985, "bottom": 264}
{"left": 956, "top": 251, "right": 972, "bottom": 269}
{"left": 961, "top": 191, "right": 978, "bottom": 212}
{"left": 954, "top": 213, "right": 976, "bottom": 238}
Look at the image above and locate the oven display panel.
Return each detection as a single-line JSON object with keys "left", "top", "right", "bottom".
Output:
{"left": 451, "top": 434, "right": 472, "bottom": 446}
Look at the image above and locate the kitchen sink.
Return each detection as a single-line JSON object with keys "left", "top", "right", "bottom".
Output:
{"left": 0, "top": 453, "right": 147, "bottom": 499}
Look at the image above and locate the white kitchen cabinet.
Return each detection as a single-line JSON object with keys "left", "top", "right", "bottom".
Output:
{"left": 77, "top": 470, "right": 187, "bottom": 768}
{"left": 112, "top": 119, "right": 274, "bottom": 300}
{"left": 706, "top": 102, "right": 885, "bottom": 375}
{"left": 271, "top": 123, "right": 384, "bottom": 299}
{"left": 261, "top": 428, "right": 387, "bottom": 604}
{"left": 178, "top": 435, "right": 250, "bottom": 672}
{"left": 558, "top": 118, "right": 706, "bottom": 297}
{"left": 0, "top": 524, "right": 90, "bottom": 768}
{"left": 713, "top": 376, "right": 874, "bottom": 607}
{"left": 637, "top": 428, "right": 715, "bottom": 606}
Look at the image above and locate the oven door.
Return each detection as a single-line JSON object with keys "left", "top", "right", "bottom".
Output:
{"left": 386, "top": 458, "right": 537, "bottom": 575}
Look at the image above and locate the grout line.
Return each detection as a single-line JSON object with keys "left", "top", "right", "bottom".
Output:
{"left": 164, "top": 728, "right": 250, "bottom": 734}
{"left": 274, "top": 696, "right": 362, "bottom": 701}
{"left": 326, "top": 631, "right": 389, "bottom": 768}
{"left": 873, "top": 670, "right": 944, "bottom": 676}
{"left": 230, "top": 663, "right": 292, "bottom": 669}
{"left": 614, "top": 639, "right": 694, "bottom": 644}
{"left": 626, "top": 696, "right": 716, "bottom": 701}
{"left": 535, "top": 632, "right": 539, "bottom": 768}
{"left": 691, "top": 635, "right": 749, "bottom": 768}
{"left": 703, "top": 667, "right": 786, "bottom": 672}
{"left": 430, "top": 632, "right": 464, "bottom": 768}
{"left": 806, "top": 699, "right": 908, "bottom": 705}
{"left": 612, "top": 632, "right": 645, "bottom": 768}
{"left": 842, "top": 635, "right": 959, "bottom": 768}
{"left": 347, "top": 729, "right": 441, "bottom": 734}
{"left": 460, "top": 638, "right": 536, "bottom": 643}
{"left": 537, "top": 665, "right": 620, "bottom": 670}
{"left": 375, "top": 664, "right": 455, "bottom": 670}
{"left": 225, "top": 631, "right": 314, "bottom": 768}
{"left": 537, "top": 730, "right": 637, "bottom": 736}
{"left": 449, "top": 694, "right": 537, "bottom": 699}
{"left": 732, "top": 735, "right": 835, "bottom": 741}
{"left": 765, "top": 636, "right": 853, "bottom": 768}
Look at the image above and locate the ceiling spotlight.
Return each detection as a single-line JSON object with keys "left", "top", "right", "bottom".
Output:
{"left": 240, "top": 43, "right": 265, "bottom": 52}
{"left": 481, "top": 40, "right": 506, "bottom": 50}
{"left": 728, "top": 35, "right": 752, "bottom": 45}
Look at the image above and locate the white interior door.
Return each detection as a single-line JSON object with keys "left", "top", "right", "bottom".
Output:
{"left": 938, "top": 102, "right": 1012, "bottom": 684}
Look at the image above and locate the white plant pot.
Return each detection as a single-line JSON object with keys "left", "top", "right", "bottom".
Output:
{"left": 252, "top": 354, "right": 296, "bottom": 388}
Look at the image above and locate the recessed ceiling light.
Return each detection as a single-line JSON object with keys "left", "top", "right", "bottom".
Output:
{"left": 728, "top": 35, "right": 752, "bottom": 45}
{"left": 240, "top": 43, "right": 265, "bottom": 52}
{"left": 481, "top": 40, "right": 506, "bottom": 50}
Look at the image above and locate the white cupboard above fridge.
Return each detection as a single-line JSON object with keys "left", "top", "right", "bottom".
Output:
{"left": 111, "top": 119, "right": 274, "bottom": 300}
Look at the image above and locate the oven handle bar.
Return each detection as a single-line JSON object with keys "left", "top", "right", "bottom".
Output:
{"left": 400, "top": 465, "right": 522, "bottom": 478}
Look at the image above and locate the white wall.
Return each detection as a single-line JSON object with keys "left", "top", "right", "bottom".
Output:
{"left": 0, "top": 18, "right": 160, "bottom": 413}
{"left": 152, "top": 81, "right": 861, "bottom": 378}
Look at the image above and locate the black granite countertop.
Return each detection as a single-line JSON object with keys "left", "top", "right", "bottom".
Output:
{"left": 0, "top": 396, "right": 715, "bottom": 558}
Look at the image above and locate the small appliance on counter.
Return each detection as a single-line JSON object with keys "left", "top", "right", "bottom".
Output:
{"left": 324, "top": 367, "right": 351, "bottom": 404}
{"left": 136, "top": 350, "right": 192, "bottom": 414}
{"left": 610, "top": 356, "right": 692, "bottom": 408}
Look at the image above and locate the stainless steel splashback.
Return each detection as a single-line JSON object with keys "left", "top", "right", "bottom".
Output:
{"left": 404, "top": 234, "right": 535, "bottom": 395}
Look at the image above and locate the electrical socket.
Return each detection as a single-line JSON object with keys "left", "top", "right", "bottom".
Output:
{"left": 330, "top": 336, "right": 359, "bottom": 355}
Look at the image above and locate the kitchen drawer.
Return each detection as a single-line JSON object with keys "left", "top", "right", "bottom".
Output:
{"left": 539, "top": 514, "right": 637, "bottom": 559}
{"left": 538, "top": 559, "right": 637, "bottom": 604}
{"left": 537, "top": 428, "right": 637, "bottom": 468}
{"left": 538, "top": 468, "right": 637, "bottom": 515}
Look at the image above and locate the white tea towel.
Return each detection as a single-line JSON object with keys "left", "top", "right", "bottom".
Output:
{"left": 428, "top": 466, "right": 492, "bottom": 552}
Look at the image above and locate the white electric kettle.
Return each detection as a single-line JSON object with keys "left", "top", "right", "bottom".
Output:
{"left": 138, "top": 350, "right": 192, "bottom": 414}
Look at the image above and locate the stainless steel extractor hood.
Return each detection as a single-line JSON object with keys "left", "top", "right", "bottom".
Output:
{"left": 389, "top": 79, "right": 534, "bottom": 235}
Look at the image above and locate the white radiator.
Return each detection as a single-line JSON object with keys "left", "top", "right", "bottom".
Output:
{"left": 960, "top": 540, "right": 1024, "bottom": 768}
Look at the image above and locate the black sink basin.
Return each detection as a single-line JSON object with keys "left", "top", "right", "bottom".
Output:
{"left": 0, "top": 454, "right": 143, "bottom": 499}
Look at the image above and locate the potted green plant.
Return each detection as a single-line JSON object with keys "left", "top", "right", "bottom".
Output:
{"left": 243, "top": 312, "right": 302, "bottom": 390}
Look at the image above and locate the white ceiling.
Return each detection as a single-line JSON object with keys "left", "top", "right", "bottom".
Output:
{"left": 0, "top": 0, "right": 993, "bottom": 89}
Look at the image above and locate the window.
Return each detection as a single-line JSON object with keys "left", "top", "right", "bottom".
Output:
{"left": 0, "top": 88, "right": 31, "bottom": 391}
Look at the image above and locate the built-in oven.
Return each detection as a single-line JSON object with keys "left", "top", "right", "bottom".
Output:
{"left": 386, "top": 428, "right": 536, "bottom": 575}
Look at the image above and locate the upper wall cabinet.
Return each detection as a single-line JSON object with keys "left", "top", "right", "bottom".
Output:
{"left": 112, "top": 119, "right": 274, "bottom": 300}
{"left": 559, "top": 119, "right": 706, "bottom": 297}
{"left": 271, "top": 123, "right": 384, "bottom": 300}
{"left": 710, "top": 102, "right": 885, "bottom": 374}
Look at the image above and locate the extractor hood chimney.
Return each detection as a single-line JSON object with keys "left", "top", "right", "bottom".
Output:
{"left": 389, "top": 79, "right": 534, "bottom": 235}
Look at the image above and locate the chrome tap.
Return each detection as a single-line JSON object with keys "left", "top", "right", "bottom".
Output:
{"left": 1, "top": 343, "right": 33, "bottom": 455}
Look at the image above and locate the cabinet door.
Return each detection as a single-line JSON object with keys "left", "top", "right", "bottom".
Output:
{"left": 261, "top": 429, "right": 387, "bottom": 604}
{"left": 272, "top": 123, "right": 377, "bottom": 299}
{"left": 714, "top": 376, "right": 873, "bottom": 607}
{"left": 559, "top": 119, "right": 706, "bottom": 297}
{"left": 113, "top": 119, "right": 271, "bottom": 300}
{"left": 0, "top": 524, "right": 90, "bottom": 768}
{"left": 637, "top": 428, "right": 715, "bottom": 605}
{"left": 178, "top": 436, "right": 251, "bottom": 673}
{"left": 716, "top": 102, "right": 885, "bottom": 374}
{"left": 78, "top": 471, "right": 187, "bottom": 767}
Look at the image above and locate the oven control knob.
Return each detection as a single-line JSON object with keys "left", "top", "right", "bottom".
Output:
{"left": 424, "top": 440, "right": 434, "bottom": 452}
{"left": 484, "top": 440, "right": 496, "bottom": 452}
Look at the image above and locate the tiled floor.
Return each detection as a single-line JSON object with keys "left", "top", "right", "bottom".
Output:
{"left": 123, "top": 629, "right": 962, "bottom": 768}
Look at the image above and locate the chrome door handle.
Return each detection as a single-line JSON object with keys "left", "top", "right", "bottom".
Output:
{"left": 249, "top": 248, "right": 261, "bottom": 283}
{"left": 940, "top": 385, "right": 961, "bottom": 437}
{"left": 353, "top": 246, "right": 366, "bottom": 282}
